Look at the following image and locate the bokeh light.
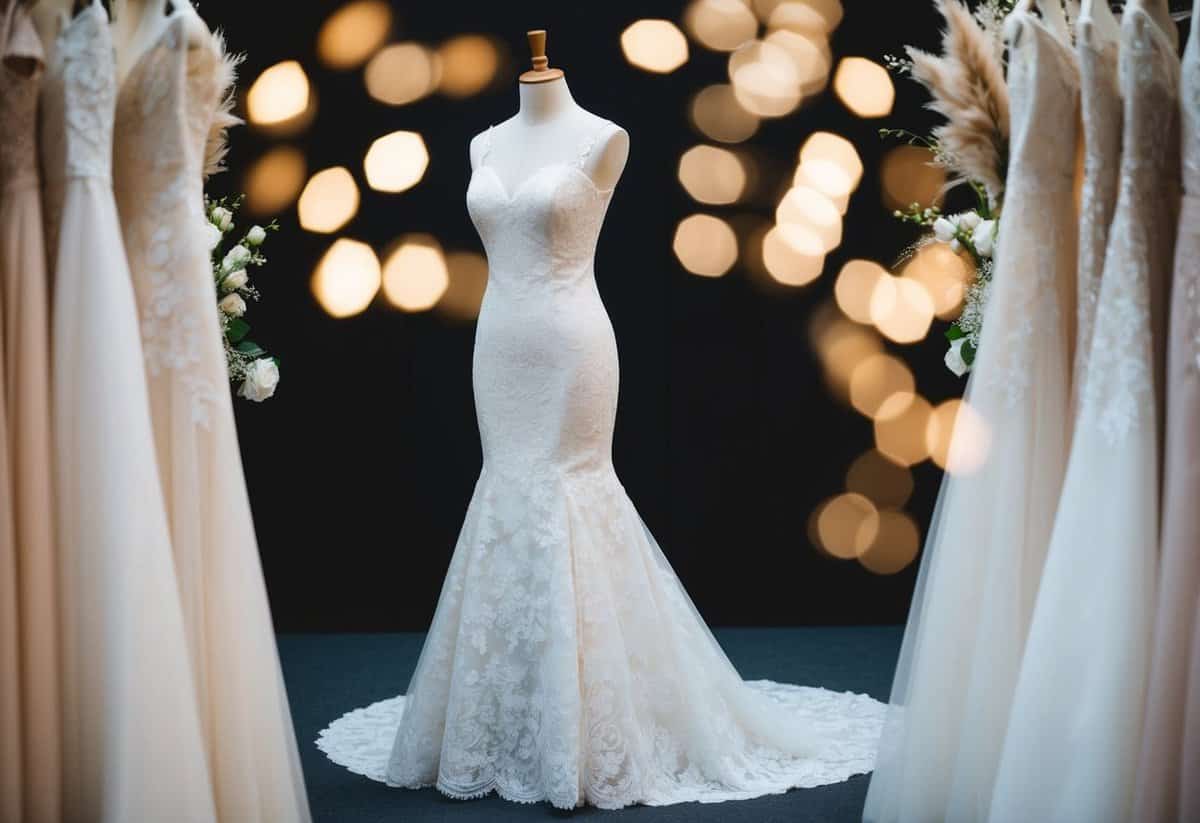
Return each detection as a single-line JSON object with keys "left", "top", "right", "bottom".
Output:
{"left": 799, "top": 131, "right": 863, "bottom": 190}
{"left": 364, "top": 131, "right": 430, "bottom": 193}
{"left": 437, "top": 35, "right": 501, "bottom": 97}
{"left": 437, "top": 251, "right": 489, "bottom": 321}
{"left": 674, "top": 214, "right": 739, "bottom": 277}
{"left": 902, "top": 243, "right": 971, "bottom": 320}
{"left": 767, "top": 1, "right": 832, "bottom": 34}
{"left": 365, "top": 43, "right": 440, "bottom": 106}
{"left": 794, "top": 159, "right": 853, "bottom": 214}
{"left": 312, "top": 239, "right": 381, "bottom": 318}
{"left": 243, "top": 146, "right": 307, "bottom": 217}
{"left": 833, "top": 56, "right": 895, "bottom": 118}
{"left": 776, "top": 185, "right": 842, "bottom": 251}
{"left": 812, "top": 312, "right": 883, "bottom": 398}
{"left": 874, "top": 392, "right": 933, "bottom": 466}
{"left": 316, "top": 1, "right": 392, "bottom": 70}
{"left": 849, "top": 353, "right": 916, "bottom": 420}
{"left": 926, "top": 399, "right": 992, "bottom": 475}
{"left": 690, "top": 84, "right": 761, "bottom": 143}
{"left": 764, "top": 28, "right": 831, "bottom": 95}
{"left": 382, "top": 235, "right": 450, "bottom": 312}
{"left": 816, "top": 492, "right": 879, "bottom": 559}
{"left": 834, "top": 259, "right": 887, "bottom": 324}
{"left": 846, "top": 450, "right": 913, "bottom": 508}
{"left": 246, "top": 60, "right": 310, "bottom": 127}
{"left": 298, "top": 167, "right": 359, "bottom": 233}
{"left": 858, "top": 510, "right": 920, "bottom": 574}
{"left": 678, "top": 145, "right": 747, "bottom": 204}
{"left": 684, "top": 0, "right": 759, "bottom": 51}
{"left": 729, "top": 39, "right": 803, "bottom": 117}
{"left": 870, "top": 274, "right": 936, "bottom": 344}
{"left": 622, "top": 20, "right": 690, "bottom": 73}
{"left": 762, "top": 224, "right": 824, "bottom": 286}
{"left": 880, "top": 145, "right": 945, "bottom": 211}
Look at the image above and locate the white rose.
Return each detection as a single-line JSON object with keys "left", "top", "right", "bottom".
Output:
{"left": 945, "top": 338, "right": 971, "bottom": 377}
{"left": 950, "top": 239, "right": 962, "bottom": 254}
{"left": 239, "top": 359, "right": 279, "bottom": 402}
{"left": 957, "top": 211, "right": 982, "bottom": 230}
{"left": 932, "top": 216, "right": 958, "bottom": 243}
{"left": 972, "top": 219, "right": 998, "bottom": 258}
{"left": 209, "top": 206, "right": 233, "bottom": 232}
{"left": 219, "top": 293, "right": 246, "bottom": 317}
{"left": 221, "top": 269, "right": 249, "bottom": 291}
{"left": 222, "top": 244, "right": 251, "bottom": 272}
{"left": 246, "top": 225, "right": 267, "bottom": 246}
{"left": 201, "top": 221, "right": 222, "bottom": 251}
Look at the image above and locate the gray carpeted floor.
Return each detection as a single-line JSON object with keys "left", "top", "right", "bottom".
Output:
{"left": 279, "top": 626, "right": 903, "bottom": 823}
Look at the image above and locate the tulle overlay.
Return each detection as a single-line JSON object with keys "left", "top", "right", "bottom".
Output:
{"left": 318, "top": 466, "right": 884, "bottom": 809}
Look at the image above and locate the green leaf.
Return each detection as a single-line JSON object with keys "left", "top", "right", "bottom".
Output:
{"left": 962, "top": 341, "right": 976, "bottom": 366}
{"left": 945, "top": 324, "right": 965, "bottom": 342}
{"left": 226, "top": 318, "right": 251, "bottom": 343}
{"left": 235, "top": 340, "right": 266, "bottom": 358}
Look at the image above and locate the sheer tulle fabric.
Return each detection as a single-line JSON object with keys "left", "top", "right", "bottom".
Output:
{"left": 1132, "top": 9, "right": 1200, "bottom": 820}
{"left": 112, "top": 12, "right": 311, "bottom": 823}
{"left": 989, "top": 9, "right": 1180, "bottom": 823}
{"left": 863, "top": 13, "right": 1079, "bottom": 823}
{"left": 317, "top": 122, "right": 886, "bottom": 809}
{"left": 0, "top": 5, "right": 60, "bottom": 819}
{"left": 40, "top": 5, "right": 217, "bottom": 820}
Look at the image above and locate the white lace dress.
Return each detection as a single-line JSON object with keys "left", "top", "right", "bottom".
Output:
{"left": 316, "top": 120, "right": 885, "bottom": 810}
{"left": 39, "top": 3, "right": 218, "bottom": 820}
{"left": 111, "top": 9, "right": 311, "bottom": 823}
{"left": 863, "top": 10, "right": 1080, "bottom": 823}
{"left": 989, "top": 8, "right": 1181, "bottom": 823}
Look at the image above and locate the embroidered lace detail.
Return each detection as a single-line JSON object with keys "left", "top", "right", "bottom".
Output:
{"left": 113, "top": 13, "right": 229, "bottom": 428}
{"left": 980, "top": 12, "right": 1079, "bottom": 409}
{"left": 1079, "top": 8, "right": 1181, "bottom": 442}
{"left": 0, "top": 4, "right": 42, "bottom": 191}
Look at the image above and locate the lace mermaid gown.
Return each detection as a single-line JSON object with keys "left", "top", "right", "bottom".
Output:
{"left": 989, "top": 7, "right": 1180, "bottom": 823}
{"left": 318, "top": 120, "right": 884, "bottom": 809}
{"left": 39, "top": 3, "right": 217, "bottom": 819}
{"left": 1133, "top": 3, "right": 1200, "bottom": 819}
{"left": 0, "top": 3, "right": 58, "bottom": 819}
{"left": 111, "top": 9, "right": 310, "bottom": 822}
{"left": 863, "top": 9, "right": 1079, "bottom": 823}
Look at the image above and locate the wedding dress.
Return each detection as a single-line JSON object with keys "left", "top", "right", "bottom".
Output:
{"left": 39, "top": 2, "right": 217, "bottom": 819}
{"left": 0, "top": 3, "right": 59, "bottom": 819}
{"left": 1132, "top": 3, "right": 1200, "bottom": 819}
{"left": 1072, "top": 0, "right": 1122, "bottom": 399}
{"left": 988, "top": 6, "right": 1180, "bottom": 823}
{"left": 111, "top": 8, "right": 310, "bottom": 822}
{"left": 317, "top": 119, "right": 885, "bottom": 809}
{"left": 863, "top": 8, "right": 1079, "bottom": 823}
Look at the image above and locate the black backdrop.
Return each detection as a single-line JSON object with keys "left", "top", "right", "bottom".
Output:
{"left": 204, "top": 0, "right": 959, "bottom": 632}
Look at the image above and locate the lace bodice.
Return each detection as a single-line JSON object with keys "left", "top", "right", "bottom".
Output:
{"left": 0, "top": 3, "right": 43, "bottom": 191}
{"left": 1079, "top": 7, "right": 1181, "bottom": 442}
{"left": 466, "top": 122, "right": 617, "bottom": 289}
{"left": 1074, "top": 3, "right": 1123, "bottom": 390}
{"left": 39, "top": 1, "right": 115, "bottom": 186}
{"left": 113, "top": 11, "right": 232, "bottom": 428}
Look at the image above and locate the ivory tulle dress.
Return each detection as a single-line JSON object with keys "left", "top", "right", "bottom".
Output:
{"left": 317, "top": 120, "right": 886, "bottom": 810}
{"left": 1133, "top": 3, "right": 1200, "bottom": 819}
{"left": 863, "top": 9, "right": 1079, "bottom": 823}
{"left": 111, "top": 8, "right": 310, "bottom": 822}
{"left": 40, "top": 3, "right": 217, "bottom": 819}
{"left": 989, "top": 7, "right": 1180, "bottom": 823}
{"left": 0, "top": 3, "right": 58, "bottom": 819}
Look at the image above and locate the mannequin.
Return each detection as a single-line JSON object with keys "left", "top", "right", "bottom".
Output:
{"left": 110, "top": 0, "right": 207, "bottom": 87}
{"left": 1014, "top": 0, "right": 1071, "bottom": 40}
{"left": 28, "top": 0, "right": 75, "bottom": 56}
{"left": 469, "top": 29, "right": 629, "bottom": 192}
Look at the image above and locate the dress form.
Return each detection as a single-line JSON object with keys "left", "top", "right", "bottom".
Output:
{"left": 469, "top": 30, "right": 629, "bottom": 192}
{"left": 110, "top": 0, "right": 207, "bottom": 87}
{"left": 28, "top": 0, "right": 74, "bottom": 56}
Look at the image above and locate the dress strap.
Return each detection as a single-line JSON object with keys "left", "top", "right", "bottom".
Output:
{"left": 479, "top": 125, "right": 495, "bottom": 167}
{"left": 575, "top": 120, "right": 613, "bottom": 171}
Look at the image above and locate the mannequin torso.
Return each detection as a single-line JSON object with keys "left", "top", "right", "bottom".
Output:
{"left": 110, "top": 0, "right": 208, "bottom": 88}
{"left": 470, "top": 76, "right": 629, "bottom": 192}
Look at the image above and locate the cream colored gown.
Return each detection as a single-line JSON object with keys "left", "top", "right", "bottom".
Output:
{"left": 112, "top": 8, "right": 310, "bottom": 821}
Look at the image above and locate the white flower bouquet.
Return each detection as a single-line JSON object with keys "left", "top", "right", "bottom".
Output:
{"left": 205, "top": 194, "right": 281, "bottom": 401}
{"left": 883, "top": 0, "right": 1015, "bottom": 375}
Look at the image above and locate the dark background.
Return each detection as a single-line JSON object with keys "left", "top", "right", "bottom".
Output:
{"left": 205, "top": 0, "right": 962, "bottom": 633}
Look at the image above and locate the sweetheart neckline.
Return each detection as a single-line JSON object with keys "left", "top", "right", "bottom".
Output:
{"left": 471, "top": 163, "right": 614, "bottom": 205}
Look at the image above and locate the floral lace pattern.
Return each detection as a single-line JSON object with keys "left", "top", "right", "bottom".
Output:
{"left": 979, "top": 13, "right": 1079, "bottom": 410}
{"left": 318, "top": 122, "right": 886, "bottom": 809}
{"left": 1079, "top": 9, "right": 1181, "bottom": 442}
{"left": 113, "top": 13, "right": 227, "bottom": 427}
